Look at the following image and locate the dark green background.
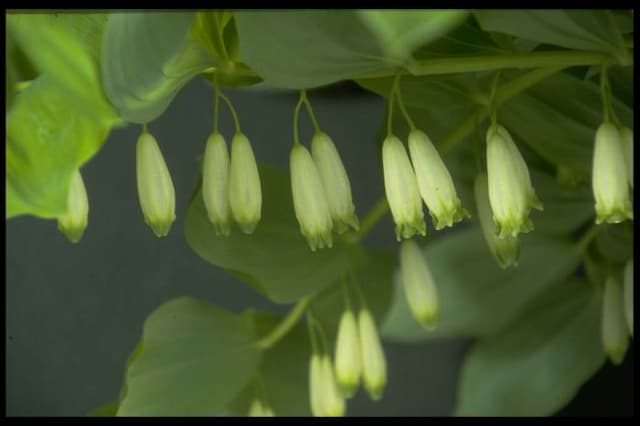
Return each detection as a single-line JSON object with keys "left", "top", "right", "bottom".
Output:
{"left": 5, "top": 78, "right": 633, "bottom": 416}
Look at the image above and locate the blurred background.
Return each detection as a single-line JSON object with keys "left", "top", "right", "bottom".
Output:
{"left": 5, "top": 77, "right": 633, "bottom": 416}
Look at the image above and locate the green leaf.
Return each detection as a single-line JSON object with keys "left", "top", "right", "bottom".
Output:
{"left": 6, "top": 76, "right": 115, "bottom": 219}
{"left": 117, "top": 297, "right": 261, "bottom": 416}
{"left": 186, "top": 164, "right": 370, "bottom": 304}
{"left": 454, "top": 279, "right": 605, "bottom": 416}
{"left": 234, "top": 11, "right": 394, "bottom": 89}
{"left": 382, "top": 228, "right": 582, "bottom": 340}
{"left": 357, "top": 10, "right": 469, "bottom": 62}
{"left": 474, "top": 10, "right": 627, "bottom": 55}
{"left": 88, "top": 401, "right": 119, "bottom": 417}
{"left": 102, "top": 12, "right": 215, "bottom": 123}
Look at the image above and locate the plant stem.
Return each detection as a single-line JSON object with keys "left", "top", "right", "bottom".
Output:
{"left": 293, "top": 91, "right": 305, "bottom": 145}
{"left": 576, "top": 224, "right": 601, "bottom": 253}
{"left": 256, "top": 295, "right": 312, "bottom": 350}
{"left": 218, "top": 92, "right": 241, "bottom": 134}
{"left": 301, "top": 90, "right": 322, "bottom": 133}
{"left": 213, "top": 73, "right": 220, "bottom": 133}
{"left": 394, "top": 83, "right": 416, "bottom": 131}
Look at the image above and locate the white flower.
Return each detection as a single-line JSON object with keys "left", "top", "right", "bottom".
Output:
{"left": 399, "top": 239, "right": 439, "bottom": 329}
{"left": 320, "top": 354, "right": 346, "bottom": 417}
{"left": 202, "top": 132, "right": 231, "bottom": 236}
{"left": 229, "top": 132, "right": 262, "bottom": 234}
{"left": 358, "top": 308, "right": 386, "bottom": 401}
{"left": 620, "top": 126, "right": 633, "bottom": 188}
{"left": 602, "top": 276, "right": 629, "bottom": 365}
{"left": 334, "top": 309, "right": 361, "bottom": 398}
{"left": 57, "top": 169, "right": 89, "bottom": 243}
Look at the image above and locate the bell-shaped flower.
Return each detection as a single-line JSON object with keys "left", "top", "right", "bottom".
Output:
{"left": 202, "top": 132, "right": 231, "bottom": 236}
{"left": 408, "top": 129, "right": 469, "bottom": 230}
{"left": 334, "top": 309, "right": 361, "bottom": 398}
{"left": 602, "top": 276, "right": 629, "bottom": 365}
{"left": 57, "top": 169, "right": 89, "bottom": 243}
{"left": 136, "top": 131, "right": 175, "bottom": 237}
{"left": 399, "top": 239, "right": 439, "bottom": 330}
{"left": 290, "top": 143, "right": 333, "bottom": 251}
{"left": 229, "top": 132, "right": 262, "bottom": 234}
{"left": 320, "top": 354, "right": 346, "bottom": 417}
{"left": 620, "top": 126, "right": 633, "bottom": 188}
{"left": 309, "top": 352, "right": 324, "bottom": 417}
{"left": 358, "top": 308, "right": 386, "bottom": 401}
{"left": 474, "top": 173, "right": 519, "bottom": 268}
{"left": 311, "top": 132, "right": 359, "bottom": 234}
{"left": 247, "top": 398, "right": 275, "bottom": 417}
{"left": 486, "top": 124, "right": 543, "bottom": 238}
{"left": 624, "top": 260, "right": 633, "bottom": 337}
{"left": 592, "top": 123, "right": 633, "bottom": 224}
{"left": 382, "top": 135, "right": 426, "bottom": 241}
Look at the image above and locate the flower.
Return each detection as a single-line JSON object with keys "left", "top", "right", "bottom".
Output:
{"left": 247, "top": 398, "right": 274, "bottom": 417}
{"left": 382, "top": 135, "right": 426, "bottom": 241}
{"left": 320, "top": 354, "right": 346, "bottom": 417}
{"left": 624, "top": 260, "right": 633, "bottom": 337}
{"left": 202, "top": 132, "right": 231, "bottom": 236}
{"left": 399, "top": 239, "right": 439, "bottom": 330}
{"left": 474, "top": 173, "right": 519, "bottom": 268}
{"left": 311, "top": 132, "right": 359, "bottom": 233}
{"left": 592, "top": 123, "right": 633, "bottom": 224}
{"left": 358, "top": 308, "right": 386, "bottom": 401}
{"left": 136, "top": 131, "right": 175, "bottom": 237}
{"left": 602, "top": 276, "right": 629, "bottom": 365}
{"left": 620, "top": 126, "right": 633, "bottom": 188}
{"left": 408, "top": 129, "right": 469, "bottom": 229}
{"left": 57, "top": 169, "right": 89, "bottom": 243}
{"left": 290, "top": 143, "right": 333, "bottom": 251}
{"left": 334, "top": 309, "right": 361, "bottom": 398}
{"left": 486, "top": 124, "right": 543, "bottom": 238}
{"left": 309, "top": 352, "right": 324, "bottom": 417}
{"left": 228, "top": 132, "right": 262, "bottom": 234}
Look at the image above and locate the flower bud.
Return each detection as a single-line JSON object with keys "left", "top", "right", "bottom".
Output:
{"left": 247, "top": 398, "right": 274, "bottom": 417}
{"left": 382, "top": 135, "right": 426, "bottom": 241}
{"left": 624, "top": 260, "right": 633, "bottom": 337}
{"left": 486, "top": 124, "right": 543, "bottom": 238}
{"left": 399, "top": 239, "right": 439, "bottom": 330}
{"left": 290, "top": 143, "right": 333, "bottom": 251}
{"left": 602, "top": 276, "right": 629, "bottom": 365}
{"left": 309, "top": 352, "right": 324, "bottom": 417}
{"left": 202, "top": 132, "right": 231, "bottom": 236}
{"left": 229, "top": 132, "right": 262, "bottom": 234}
{"left": 136, "top": 131, "right": 175, "bottom": 237}
{"left": 57, "top": 169, "right": 89, "bottom": 243}
{"left": 334, "top": 309, "right": 361, "bottom": 398}
{"left": 358, "top": 308, "right": 386, "bottom": 401}
{"left": 592, "top": 123, "right": 633, "bottom": 224}
{"left": 311, "top": 132, "right": 359, "bottom": 234}
{"left": 408, "top": 129, "right": 469, "bottom": 230}
{"left": 474, "top": 173, "right": 519, "bottom": 268}
{"left": 620, "top": 126, "right": 633, "bottom": 188}
{"left": 320, "top": 354, "right": 346, "bottom": 417}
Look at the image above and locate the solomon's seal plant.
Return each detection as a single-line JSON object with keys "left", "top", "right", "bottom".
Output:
{"left": 6, "top": 9, "right": 634, "bottom": 417}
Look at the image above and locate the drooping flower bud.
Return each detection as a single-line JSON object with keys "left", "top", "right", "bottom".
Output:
{"left": 290, "top": 143, "right": 333, "bottom": 251}
{"left": 624, "top": 260, "right": 633, "bottom": 337}
{"left": 602, "top": 276, "right": 629, "bottom": 365}
{"left": 474, "top": 173, "right": 519, "bottom": 268}
{"left": 57, "top": 169, "right": 89, "bottom": 243}
{"left": 311, "top": 132, "right": 359, "bottom": 234}
{"left": 620, "top": 126, "right": 633, "bottom": 188}
{"left": 202, "top": 132, "right": 231, "bottom": 237}
{"left": 136, "top": 131, "right": 175, "bottom": 237}
{"left": 399, "top": 239, "right": 439, "bottom": 330}
{"left": 408, "top": 129, "right": 469, "bottom": 230}
{"left": 382, "top": 135, "right": 426, "bottom": 241}
{"left": 358, "top": 308, "right": 386, "bottom": 401}
{"left": 229, "top": 132, "right": 262, "bottom": 234}
{"left": 309, "top": 352, "right": 324, "bottom": 417}
{"left": 486, "top": 124, "right": 543, "bottom": 238}
{"left": 320, "top": 354, "right": 346, "bottom": 417}
{"left": 334, "top": 309, "right": 361, "bottom": 398}
{"left": 592, "top": 123, "right": 633, "bottom": 224}
{"left": 247, "top": 398, "right": 275, "bottom": 417}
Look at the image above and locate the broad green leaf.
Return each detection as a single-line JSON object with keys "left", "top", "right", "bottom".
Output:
{"left": 474, "top": 10, "right": 627, "bottom": 56}
{"left": 234, "top": 11, "right": 395, "bottom": 89}
{"left": 500, "top": 72, "right": 632, "bottom": 173}
{"left": 117, "top": 297, "right": 261, "bottom": 416}
{"left": 43, "top": 13, "right": 109, "bottom": 64}
{"left": 6, "top": 76, "right": 115, "bottom": 218}
{"left": 185, "top": 164, "right": 374, "bottom": 304}
{"left": 357, "top": 10, "right": 469, "bottom": 62}
{"left": 89, "top": 401, "right": 119, "bottom": 417}
{"left": 382, "top": 228, "right": 582, "bottom": 340}
{"left": 102, "top": 12, "right": 215, "bottom": 123}
{"left": 454, "top": 279, "right": 605, "bottom": 416}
